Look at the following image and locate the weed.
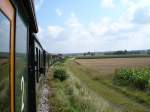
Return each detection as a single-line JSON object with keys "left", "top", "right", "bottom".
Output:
{"left": 53, "top": 68, "right": 68, "bottom": 81}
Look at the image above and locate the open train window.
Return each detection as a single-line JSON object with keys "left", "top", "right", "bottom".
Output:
{"left": 0, "top": 10, "right": 10, "bottom": 112}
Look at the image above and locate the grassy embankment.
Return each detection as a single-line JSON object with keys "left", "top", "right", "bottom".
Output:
{"left": 48, "top": 61, "right": 116, "bottom": 112}
{"left": 48, "top": 58, "right": 150, "bottom": 112}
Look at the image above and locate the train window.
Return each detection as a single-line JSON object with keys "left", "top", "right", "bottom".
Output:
{"left": 0, "top": 11, "right": 10, "bottom": 112}
{"left": 15, "top": 13, "right": 28, "bottom": 112}
{"left": 35, "top": 48, "right": 39, "bottom": 83}
{"left": 41, "top": 51, "right": 43, "bottom": 69}
{"left": 34, "top": 48, "right": 37, "bottom": 65}
{"left": 39, "top": 49, "right": 41, "bottom": 74}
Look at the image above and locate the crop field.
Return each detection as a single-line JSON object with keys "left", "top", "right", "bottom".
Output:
{"left": 75, "top": 57, "right": 150, "bottom": 91}
{"left": 75, "top": 57, "right": 150, "bottom": 76}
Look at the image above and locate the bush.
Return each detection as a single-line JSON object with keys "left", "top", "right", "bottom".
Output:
{"left": 114, "top": 68, "right": 150, "bottom": 90}
{"left": 53, "top": 68, "right": 68, "bottom": 81}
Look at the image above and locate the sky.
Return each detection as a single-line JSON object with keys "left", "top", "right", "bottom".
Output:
{"left": 34, "top": 0, "right": 150, "bottom": 53}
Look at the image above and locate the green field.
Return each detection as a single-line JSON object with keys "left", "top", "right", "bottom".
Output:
{"left": 48, "top": 58, "right": 150, "bottom": 112}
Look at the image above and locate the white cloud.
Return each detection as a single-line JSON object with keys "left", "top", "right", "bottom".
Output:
{"left": 112, "top": 25, "right": 150, "bottom": 50}
{"left": 133, "top": 8, "right": 150, "bottom": 24}
{"left": 122, "top": 0, "right": 150, "bottom": 7}
{"left": 34, "top": 0, "right": 45, "bottom": 11}
{"left": 101, "top": 0, "right": 114, "bottom": 8}
{"left": 38, "top": 22, "right": 150, "bottom": 53}
{"left": 56, "top": 8, "right": 63, "bottom": 16}
{"left": 110, "top": 0, "right": 150, "bottom": 33}
{"left": 66, "top": 13, "right": 82, "bottom": 29}
{"left": 37, "top": 4, "right": 150, "bottom": 53}
{"left": 121, "top": 5, "right": 139, "bottom": 22}
{"left": 110, "top": 20, "right": 134, "bottom": 33}
{"left": 89, "top": 17, "right": 111, "bottom": 37}
{"left": 119, "top": 0, "right": 150, "bottom": 24}
{"left": 48, "top": 26, "right": 64, "bottom": 38}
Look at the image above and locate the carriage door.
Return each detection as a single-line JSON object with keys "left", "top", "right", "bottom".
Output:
{"left": 0, "top": 0, "right": 15, "bottom": 112}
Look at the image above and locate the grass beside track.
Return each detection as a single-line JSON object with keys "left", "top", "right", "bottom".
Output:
{"left": 49, "top": 60, "right": 150, "bottom": 112}
{"left": 49, "top": 62, "right": 116, "bottom": 112}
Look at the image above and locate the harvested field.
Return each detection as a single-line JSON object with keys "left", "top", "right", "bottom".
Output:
{"left": 75, "top": 58, "right": 150, "bottom": 75}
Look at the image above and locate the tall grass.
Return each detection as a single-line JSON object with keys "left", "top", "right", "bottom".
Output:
{"left": 50, "top": 61, "right": 115, "bottom": 112}
{"left": 50, "top": 73, "right": 115, "bottom": 112}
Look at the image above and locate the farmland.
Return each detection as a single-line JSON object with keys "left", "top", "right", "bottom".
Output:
{"left": 48, "top": 57, "right": 150, "bottom": 112}
{"left": 75, "top": 58, "right": 150, "bottom": 76}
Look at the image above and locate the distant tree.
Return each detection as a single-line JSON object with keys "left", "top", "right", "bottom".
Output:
{"left": 104, "top": 52, "right": 112, "bottom": 55}
{"left": 124, "top": 49, "right": 128, "bottom": 54}
{"left": 147, "top": 50, "right": 150, "bottom": 54}
{"left": 87, "top": 52, "right": 91, "bottom": 55}
{"left": 83, "top": 53, "right": 86, "bottom": 56}
{"left": 113, "top": 50, "right": 128, "bottom": 55}
{"left": 91, "top": 53, "right": 95, "bottom": 56}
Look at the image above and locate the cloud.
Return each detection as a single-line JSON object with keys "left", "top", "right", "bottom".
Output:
{"left": 56, "top": 8, "right": 63, "bottom": 16}
{"left": 112, "top": 25, "right": 150, "bottom": 50}
{"left": 101, "top": 0, "right": 114, "bottom": 8}
{"left": 109, "top": 0, "right": 150, "bottom": 32}
{"left": 89, "top": 17, "right": 111, "bottom": 37}
{"left": 37, "top": 3, "right": 150, "bottom": 53}
{"left": 133, "top": 8, "right": 150, "bottom": 24}
{"left": 66, "top": 13, "right": 82, "bottom": 29}
{"left": 122, "top": 0, "right": 150, "bottom": 7}
{"left": 48, "top": 26, "right": 64, "bottom": 38}
{"left": 34, "top": 0, "right": 45, "bottom": 11}
{"left": 110, "top": 20, "right": 134, "bottom": 34}
{"left": 119, "top": 0, "right": 150, "bottom": 23}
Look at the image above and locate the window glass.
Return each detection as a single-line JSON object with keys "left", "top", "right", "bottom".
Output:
{"left": 35, "top": 47, "right": 39, "bottom": 83}
{"left": 15, "top": 13, "right": 28, "bottom": 112}
{"left": 0, "top": 11, "right": 10, "bottom": 112}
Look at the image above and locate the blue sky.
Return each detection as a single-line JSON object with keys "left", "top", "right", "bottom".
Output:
{"left": 34, "top": 0, "right": 150, "bottom": 53}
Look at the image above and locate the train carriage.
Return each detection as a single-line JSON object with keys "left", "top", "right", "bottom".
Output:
{"left": 0, "top": 0, "right": 60, "bottom": 112}
{"left": 29, "top": 34, "right": 48, "bottom": 111}
{"left": 0, "top": 0, "right": 39, "bottom": 112}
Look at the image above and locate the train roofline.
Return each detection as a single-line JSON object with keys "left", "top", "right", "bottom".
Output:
{"left": 33, "top": 33, "right": 43, "bottom": 49}
{"left": 16, "top": 0, "right": 38, "bottom": 33}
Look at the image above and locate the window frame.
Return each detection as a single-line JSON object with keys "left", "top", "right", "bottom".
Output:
{"left": 0, "top": 0, "right": 16, "bottom": 112}
{"left": 0, "top": 8, "right": 11, "bottom": 112}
